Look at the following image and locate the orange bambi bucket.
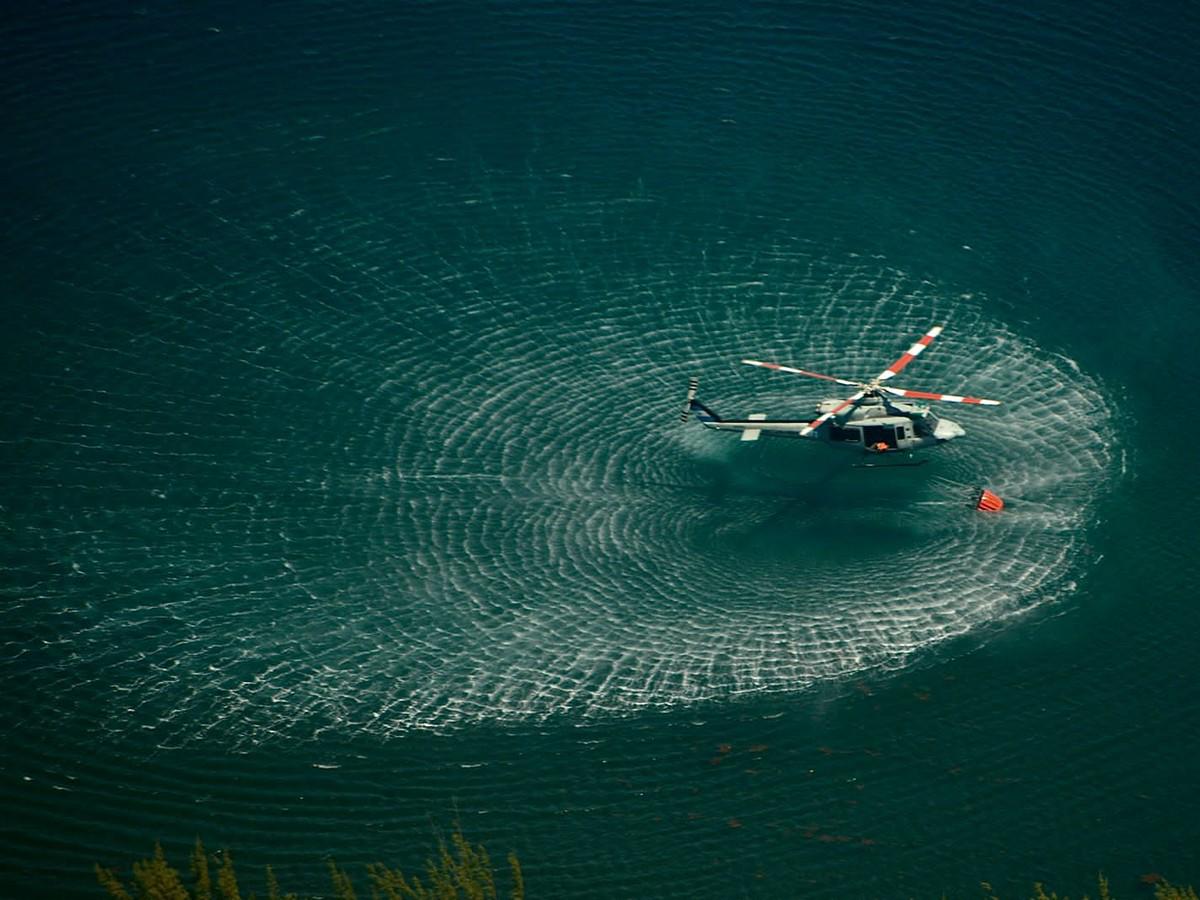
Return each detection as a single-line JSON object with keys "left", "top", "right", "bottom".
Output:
{"left": 976, "top": 488, "right": 1004, "bottom": 512}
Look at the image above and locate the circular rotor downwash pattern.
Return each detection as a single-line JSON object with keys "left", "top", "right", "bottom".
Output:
{"left": 7, "top": 174, "right": 1116, "bottom": 742}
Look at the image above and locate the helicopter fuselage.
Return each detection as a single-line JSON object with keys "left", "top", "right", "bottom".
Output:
{"left": 691, "top": 395, "right": 964, "bottom": 453}
{"left": 810, "top": 396, "right": 964, "bottom": 452}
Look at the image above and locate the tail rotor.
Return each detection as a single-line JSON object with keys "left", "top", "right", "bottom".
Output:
{"left": 681, "top": 377, "right": 699, "bottom": 422}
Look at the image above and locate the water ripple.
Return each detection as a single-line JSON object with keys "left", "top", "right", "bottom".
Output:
{"left": 3, "top": 170, "right": 1117, "bottom": 745}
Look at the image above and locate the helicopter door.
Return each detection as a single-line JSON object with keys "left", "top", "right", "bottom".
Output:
{"left": 861, "top": 424, "right": 899, "bottom": 449}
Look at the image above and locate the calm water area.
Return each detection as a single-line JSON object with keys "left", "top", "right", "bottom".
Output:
{"left": 2, "top": 2, "right": 1198, "bottom": 896}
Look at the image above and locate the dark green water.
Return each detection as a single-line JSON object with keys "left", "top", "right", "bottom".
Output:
{"left": 2, "top": 2, "right": 1198, "bottom": 897}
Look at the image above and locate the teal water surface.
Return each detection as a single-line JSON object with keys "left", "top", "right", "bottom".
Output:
{"left": 2, "top": 2, "right": 1199, "bottom": 897}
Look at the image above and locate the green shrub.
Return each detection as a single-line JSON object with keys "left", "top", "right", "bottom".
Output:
{"left": 976, "top": 874, "right": 1198, "bottom": 900}
{"left": 95, "top": 831, "right": 523, "bottom": 900}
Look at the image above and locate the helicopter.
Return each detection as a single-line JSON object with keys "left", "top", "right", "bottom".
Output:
{"left": 681, "top": 325, "right": 1001, "bottom": 462}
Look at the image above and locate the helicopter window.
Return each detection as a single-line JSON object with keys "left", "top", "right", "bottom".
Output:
{"left": 829, "top": 426, "right": 861, "bottom": 443}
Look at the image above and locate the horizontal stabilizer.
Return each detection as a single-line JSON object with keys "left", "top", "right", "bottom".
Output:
{"left": 740, "top": 413, "right": 767, "bottom": 441}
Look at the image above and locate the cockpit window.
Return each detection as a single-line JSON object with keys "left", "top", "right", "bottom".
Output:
{"left": 914, "top": 411, "right": 939, "bottom": 437}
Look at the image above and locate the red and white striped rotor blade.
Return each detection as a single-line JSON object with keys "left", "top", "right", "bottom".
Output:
{"left": 876, "top": 325, "right": 943, "bottom": 381}
{"left": 882, "top": 385, "right": 1001, "bottom": 405}
{"left": 742, "top": 359, "right": 860, "bottom": 387}
{"left": 801, "top": 391, "right": 866, "bottom": 436}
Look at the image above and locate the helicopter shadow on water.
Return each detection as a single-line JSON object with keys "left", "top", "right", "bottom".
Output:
{"left": 686, "top": 440, "right": 942, "bottom": 566}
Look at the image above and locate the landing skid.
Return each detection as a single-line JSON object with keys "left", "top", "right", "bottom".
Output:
{"left": 852, "top": 455, "right": 929, "bottom": 469}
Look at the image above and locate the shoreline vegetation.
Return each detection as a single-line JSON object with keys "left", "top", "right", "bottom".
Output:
{"left": 92, "top": 839, "right": 1198, "bottom": 900}
{"left": 94, "top": 831, "right": 524, "bottom": 900}
{"left": 981, "top": 877, "right": 1199, "bottom": 900}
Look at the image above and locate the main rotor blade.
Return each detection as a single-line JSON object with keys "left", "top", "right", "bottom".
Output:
{"left": 876, "top": 325, "right": 943, "bottom": 381}
{"left": 882, "top": 385, "right": 1001, "bottom": 405}
{"left": 742, "top": 359, "right": 860, "bottom": 387}
{"left": 801, "top": 390, "right": 867, "bottom": 436}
